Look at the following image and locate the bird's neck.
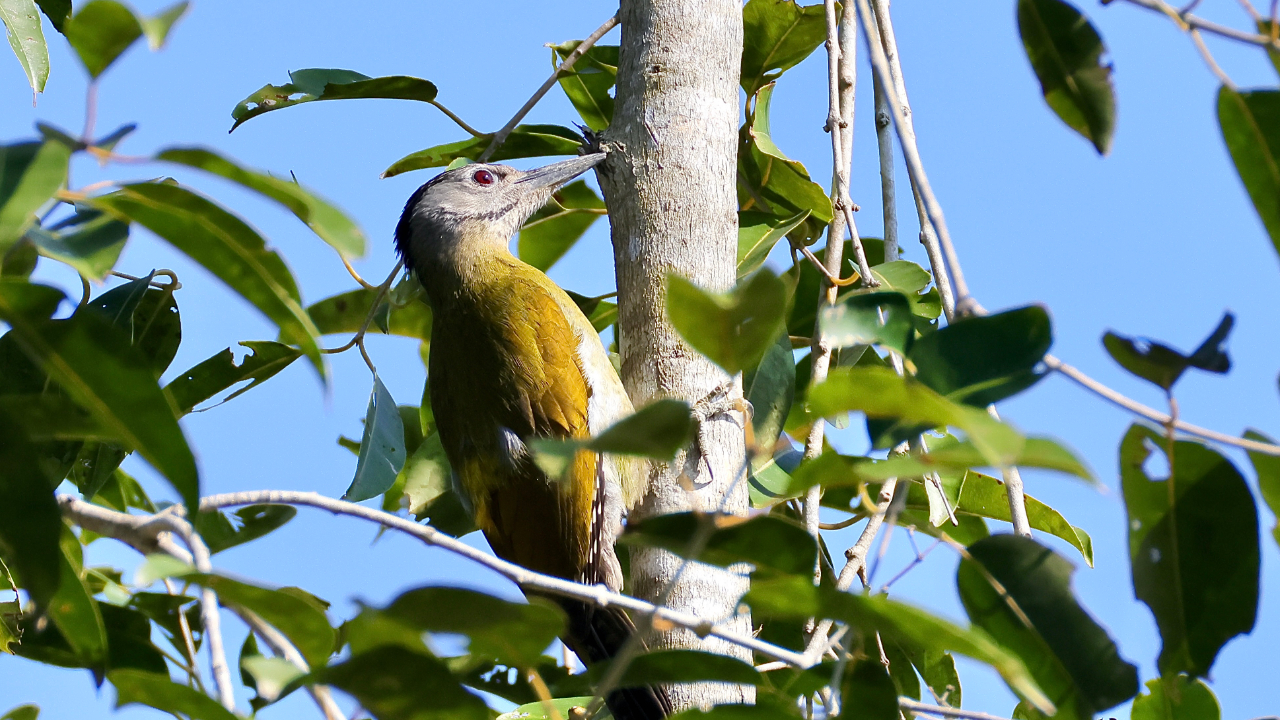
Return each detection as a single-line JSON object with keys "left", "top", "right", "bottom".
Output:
{"left": 414, "top": 230, "right": 517, "bottom": 310}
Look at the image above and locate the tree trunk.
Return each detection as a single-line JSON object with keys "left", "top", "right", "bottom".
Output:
{"left": 597, "top": 0, "right": 753, "bottom": 711}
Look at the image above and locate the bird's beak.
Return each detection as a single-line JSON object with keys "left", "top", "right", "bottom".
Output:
{"left": 514, "top": 153, "right": 607, "bottom": 192}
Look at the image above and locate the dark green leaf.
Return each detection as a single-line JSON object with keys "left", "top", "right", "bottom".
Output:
{"left": 110, "top": 669, "right": 238, "bottom": 720}
{"left": 85, "top": 277, "right": 182, "bottom": 377}
{"left": 1017, "top": 0, "right": 1115, "bottom": 154}
{"left": 383, "top": 125, "right": 584, "bottom": 178}
{"left": 821, "top": 291, "right": 914, "bottom": 356}
{"left": 383, "top": 586, "right": 564, "bottom": 668}
{"left": 741, "top": 0, "right": 828, "bottom": 96}
{"left": 738, "top": 210, "right": 810, "bottom": 278}
{"left": 1, "top": 0, "right": 49, "bottom": 92}
{"left": 668, "top": 269, "right": 788, "bottom": 375}
{"left": 621, "top": 512, "right": 816, "bottom": 576}
{"left": 101, "top": 604, "right": 167, "bottom": 675}
{"left": 1119, "top": 424, "right": 1259, "bottom": 677}
{"left": 195, "top": 505, "right": 296, "bottom": 554}
{"left": 1102, "top": 313, "right": 1233, "bottom": 392}
{"left": 231, "top": 69, "right": 440, "bottom": 131}
{"left": 1218, "top": 87, "right": 1280, "bottom": 261}
{"left": 589, "top": 398, "right": 693, "bottom": 459}
{"left": 1130, "top": 675, "right": 1220, "bottom": 720}
{"left": 0, "top": 393, "right": 114, "bottom": 441}
{"left": 908, "top": 305, "right": 1052, "bottom": 407}
{"left": 391, "top": 433, "right": 473, "bottom": 536}
{"left": 63, "top": 0, "right": 141, "bottom": 78}
{"left": 298, "top": 287, "right": 431, "bottom": 340}
{"left": 0, "top": 281, "right": 199, "bottom": 510}
{"left": 744, "top": 331, "right": 796, "bottom": 452}
{"left": 158, "top": 147, "right": 365, "bottom": 259}
{"left": 0, "top": 413, "right": 61, "bottom": 609}
{"left": 0, "top": 704, "right": 38, "bottom": 720}
{"left": 183, "top": 573, "right": 333, "bottom": 669}
{"left": 552, "top": 41, "right": 617, "bottom": 131}
{"left": 517, "top": 179, "right": 605, "bottom": 271}
{"left": 34, "top": 0, "right": 68, "bottom": 32}
{"left": 165, "top": 341, "right": 302, "bottom": 415}
{"left": 345, "top": 374, "right": 406, "bottom": 502}
{"left": 786, "top": 238, "right": 886, "bottom": 337}
{"left": 809, "top": 366, "right": 1022, "bottom": 467}
{"left": 566, "top": 290, "right": 617, "bottom": 334}
{"left": 1, "top": 237, "right": 38, "bottom": 277}
{"left": 958, "top": 535, "right": 1137, "bottom": 719}
{"left": 93, "top": 182, "right": 324, "bottom": 376}
{"left": 48, "top": 528, "right": 107, "bottom": 670}
{"left": 1243, "top": 429, "right": 1280, "bottom": 550}
{"left": 313, "top": 645, "right": 490, "bottom": 720}
{"left": 1, "top": 141, "right": 71, "bottom": 256}
{"left": 840, "top": 660, "right": 899, "bottom": 720}
{"left": 27, "top": 209, "right": 129, "bottom": 280}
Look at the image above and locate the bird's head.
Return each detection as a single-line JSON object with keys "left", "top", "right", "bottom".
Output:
{"left": 395, "top": 153, "right": 606, "bottom": 277}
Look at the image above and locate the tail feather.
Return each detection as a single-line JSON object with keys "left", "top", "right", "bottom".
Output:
{"left": 558, "top": 598, "right": 673, "bottom": 720}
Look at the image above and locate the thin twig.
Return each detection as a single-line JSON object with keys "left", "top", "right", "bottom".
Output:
{"left": 479, "top": 14, "right": 619, "bottom": 162}
{"left": 862, "top": 0, "right": 966, "bottom": 318}
{"left": 900, "top": 698, "right": 1016, "bottom": 720}
{"left": 1043, "top": 354, "right": 1280, "bottom": 456}
{"left": 1115, "top": 0, "right": 1280, "bottom": 50}
{"left": 341, "top": 256, "right": 378, "bottom": 290}
{"left": 793, "top": 241, "right": 861, "bottom": 286}
{"left": 321, "top": 260, "right": 402, "bottom": 357}
{"left": 1188, "top": 29, "right": 1237, "bottom": 88}
{"left": 428, "top": 99, "right": 484, "bottom": 138}
{"left": 162, "top": 577, "right": 205, "bottom": 690}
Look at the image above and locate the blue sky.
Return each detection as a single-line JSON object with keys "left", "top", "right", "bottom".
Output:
{"left": 2, "top": 0, "right": 1278, "bottom": 718}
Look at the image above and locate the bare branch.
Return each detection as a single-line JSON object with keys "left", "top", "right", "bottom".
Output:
{"left": 900, "top": 697, "right": 1016, "bottom": 720}
{"left": 478, "top": 14, "right": 620, "bottom": 162}
{"left": 1115, "top": 0, "right": 1280, "bottom": 50}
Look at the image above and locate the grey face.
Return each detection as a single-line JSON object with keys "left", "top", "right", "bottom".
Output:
{"left": 395, "top": 154, "right": 606, "bottom": 274}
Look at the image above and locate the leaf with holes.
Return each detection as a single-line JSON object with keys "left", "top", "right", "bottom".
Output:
{"left": 165, "top": 341, "right": 302, "bottom": 415}
{"left": 1103, "top": 313, "right": 1233, "bottom": 392}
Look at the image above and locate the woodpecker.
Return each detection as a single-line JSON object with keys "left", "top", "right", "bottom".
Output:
{"left": 395, "top": 154, "right": 672, "bottom": 720}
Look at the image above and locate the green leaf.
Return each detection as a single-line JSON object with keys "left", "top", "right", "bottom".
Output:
{"left": 1218, "top": 87, "right": 1280, "bottom": 261}
{"left": 517, "top": 179, "right": 605, "bottom": 271}
{"left": 313, "top": 645, "right": 490, "bottom": 720}
{"left": 0, "top": 393, "right": 114, "bottom": 441}
{"left": 1102, "top": 313, "right": 1233, "bottom": 392}
{"left": 110, "top": 669, "right": 238, "bottom": 720}
{"left": 0, "top": 281, "right": 199, "bottom": 510}
{"left": 741, "top": 0, "right": 828, "bottom": 96}
{"left": 231, "top": 69, "right": 440, "bottom": 131}
{"left": 0, "top": 413, "right": 61, "bottom": 610}
{"left": 345, "top": 374, "right": 406, "bottom": 502}
{"left": 1119, "top": 424, "right": 1259, "bottom": 677}
{"left": 1130, "top": 675, "right": 1220, "bottom": 720}
{"left": 841, "top": 659, "right": 899, "bottom": 720}
{"left": 958, "top": 535, "right": 1138, "bottom": 720}
{"left": 1, "top": 141, "right": 71, "bottom": 256}
{"left": 0, "top": 704, "right": 38, "bottom": 720}
{"left": 158, "top": 147, "right": 365, "bottom": 259}
{"left": 739, "top": 84, "right": 832, "bottom": 243}
{"left": 165, "top": 341, "right": 302, "bottom": 415}
{"left": 63, "top": 0, "right": 141, "bottom": 78}
{"left": 300, "top": 287, "right": 432, "bottom": 340}
{"left": 808, "top": 366, "right": 1023, "bottom": 467}
{"left": 1016, "top": 0, "right": 1116, "bottom": 154}
{"left": 383, "top": 124, "right": 584, "bottom": 178}
{"left": 738, "top": 210, "right": 809, "bottom": 278}
{"left": 137, "top": 1, "right": 186, "bottom": 50}
{"left": 667, "top": 269, "right": 788, "bottom": 375}
{"left": 93, "top": 182, "right": 324, "bottom": 376}
{"left": 590, "top": 398, "right": 693, "bottom": 459}
{"left": 821, "top": 291, "right": 914, "bottom": 356}
{"left": 26, "top": 209, "right": 129, "bottom": 280}
{"left": 100, "top": 604, "right": 167, "bottom": 675}
{"left": 241, "top": 656, "right": 304, "bottom": 704}
{"left": 744, "top": 331, "right": 795, "bottom": 452}
{"left": 1, "top": 237, "right": 38, "bottom": 277}
{"left": 785, "top": 238, "right": 886, "bottom": 337}
{"left": 1243, "top": 429, "right": 1280, "bottom": 550}
{"left": 85, "top": 275, "right": 182, "bottom": 377}
{"left": 830, "top": 437, "right": 1093, "bottom": 485}
{"left": 392, "top": 433, "right": 473, "bottom": 536}
{"left": 552, "top": 41, "right": 617, "bottom": 131}
{"left": 498, "top": 697, "right": 595, "bottom": 720}
{"left": 48, "top": 527, "right": 107, "bottom": 669}
{"left": 565, "top": 290, "right": 617, "bottom": 334}
{"left": 34, "top": 0, "right": 68, "bottom": 32}
{"left": 908, "top": 305, "right": 1052, "bottom": 407}
{"left": 953, "top": 471, "right": 1093, "bottom": 566}
{"left": 621, "top": 512, "right": 816, "bottom": 576}
{"left": 871, "top": 261, "right": 940, "bottom": 320}
{"left": 1, "top": 0, "right": 50, "bottom": 92}
{"left": 195, "top": 504, "right": 296, "bottom": 554}
{"left": 183, "top": 573, "right": 333, "bottom": 669}
{"left": 383, "top": 586, "right": 564, "bottom": 668}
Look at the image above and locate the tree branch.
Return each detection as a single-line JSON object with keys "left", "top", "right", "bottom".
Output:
{"left": 900, "top": 697, "right": 1015, "bottom": 720}
{"left": 478, "top": 14, "right": 620, "bottom": 162}
{"left": 1113, "top": 0, "right": 1280, "bottom": 50}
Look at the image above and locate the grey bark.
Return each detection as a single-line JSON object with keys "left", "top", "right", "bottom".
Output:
{"left": 597, "top": 0, "right": 754, "bottom": 710}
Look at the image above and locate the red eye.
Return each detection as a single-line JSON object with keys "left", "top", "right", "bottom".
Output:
{"left": 473, "top": 169, "right": 495, "bottom": 186}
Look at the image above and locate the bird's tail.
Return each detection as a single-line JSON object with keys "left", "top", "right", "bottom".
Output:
{"left": 558, "top": 598, "right": 674, "bottom": 720}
